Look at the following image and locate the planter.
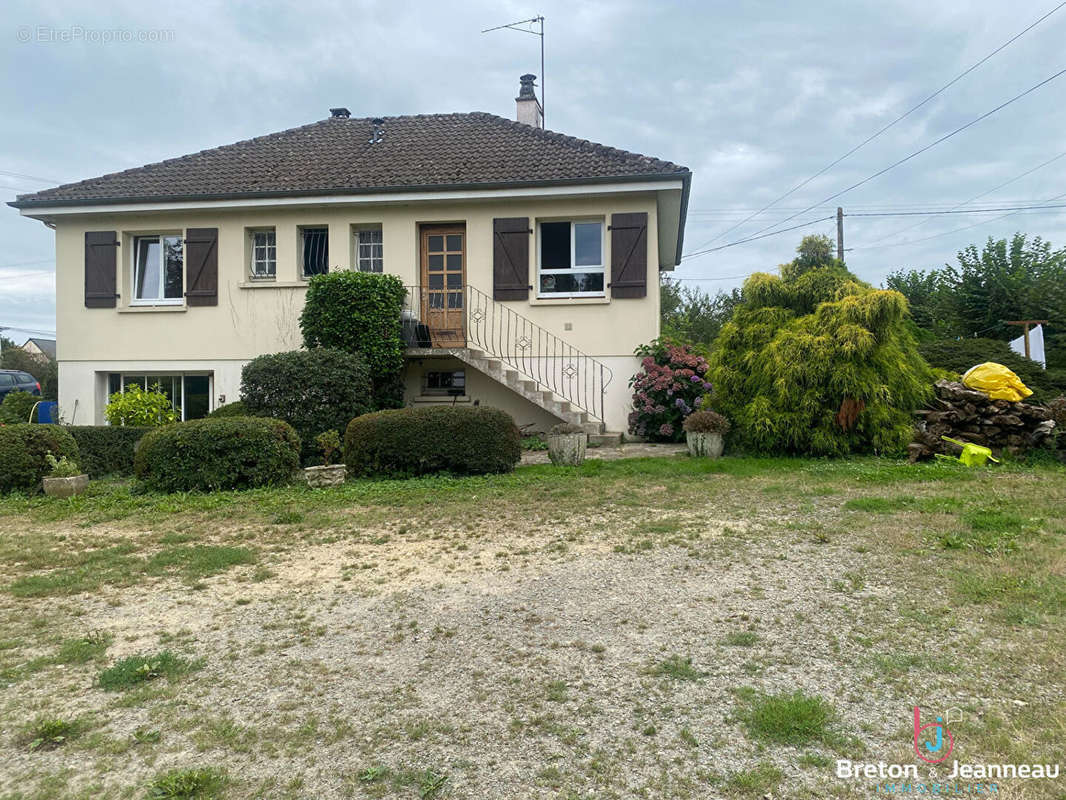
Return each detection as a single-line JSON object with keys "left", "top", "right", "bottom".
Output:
{"left": 303, "top": 464, "right": 347, "bottom": 488}
{"left": 686, "top": 431, "right": 724, "bottom": 459}
{"left": 547, "top": 432, "right": 586, "bottom": 466}
{"left": 42, "top": 474, "right": 89, "bottom": 498}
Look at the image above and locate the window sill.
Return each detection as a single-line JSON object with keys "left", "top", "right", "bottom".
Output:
{"left": 119, "top": 305, "right": 187, "bottom": 314}
{"left": 412, "top": 395, "right": 471, "bottom": 404}
{"left": 237, "top": 281, "right": 310, "bottom": 289}
{"left": 531, "top": 295, "right": 610, "bottom": 305}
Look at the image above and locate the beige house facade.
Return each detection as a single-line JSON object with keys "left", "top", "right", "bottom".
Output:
{"left": 12, "top": 78, "right": 690, "bottom": 436}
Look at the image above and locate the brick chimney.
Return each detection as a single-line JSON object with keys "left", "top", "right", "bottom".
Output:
{"left": 515, "top": 74, "right": 543, "bottom": 129}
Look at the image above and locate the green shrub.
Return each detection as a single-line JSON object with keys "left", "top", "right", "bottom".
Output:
{"left": 709, "top": 235, "right": 933, "bottom": 456}
{"left": 299, "top": 271, "right": 407, "bottom": 407}
{"left": 45, "top": 453, "right": 81, "bottom": 478}
{"left": 240, "top": 348, "right": 372, "bottom": 463}
{"left": 0, "top": 424, "right": 79, "bottom": 493}
{"left": 344, "top": 406, "right": 521, "bottom": 477}
{"left": 134, "top": 417, "right": 300, "bottom": 492}
{"left": 146, "top": 767, "right": 226, "bottom": 800}
{"left": 0, "top": 390, "right": 40, "bottom": 424}
{"left": 67, "top": 426, "right": 152, "bottom": 477}
{"left": 104, "top": 384, "right": 179, "bottom": 426}
{"left": 206, "top": 400, "right": 251, "bottom": 418}
{"left": 919, "top": 338, "right": 1066, "bottom": 403}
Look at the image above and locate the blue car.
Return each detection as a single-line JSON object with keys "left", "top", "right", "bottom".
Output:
{"left": 0, "top": 369, "right": 41, "bottom": 402}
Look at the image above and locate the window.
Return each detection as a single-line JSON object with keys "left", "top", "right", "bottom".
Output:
{"left": 133, "top": 234, "right": 183, "bottom": 304}
{"left": 538, "top": 220, "right": 604, "bottom": 297}
{"left": 300, "top": 227, "right": 329, "bottom": 277}
{"left": 355, "top": 228, "right": 383, "bottom": 272}
{"left": 423, "top": 370, "right": 466, "bottom": 396}
{"left": 106, "top": 373, "right": 212, "bottom": 420}
{"left": 249, "top": 229, "right": 276, "bottom": 278}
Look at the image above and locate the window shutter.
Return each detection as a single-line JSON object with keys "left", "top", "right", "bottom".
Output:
{"left": 609, "top": 212, "right": 648, "bottom": 298}
{"left": 84, "top": 231, "right": 118, "bottom": 308}
{"left": 185, "top": 227, "right": 218, "bottom": 306}
{"left": 493, "top": 217, "right": 530, "bottom": 301}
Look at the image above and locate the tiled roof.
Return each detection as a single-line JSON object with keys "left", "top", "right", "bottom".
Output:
{"left": 10, "top": 112, "right": 689, "bottom": 208}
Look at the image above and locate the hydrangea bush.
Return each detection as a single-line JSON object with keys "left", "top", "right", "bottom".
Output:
{"left": 627, "top": 338, "right": 712, "bottom": 441}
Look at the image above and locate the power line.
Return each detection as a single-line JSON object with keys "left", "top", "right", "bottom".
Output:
{"left": 687, "top": 1, "right": 1066, "bottom": 252}
{"left": 0, "top": 169, "right": 61, "bottom": 184}
{"left": 848, "top": 202, "right": 1066, "bottom": 217}
{"left": 682, "top": 215, "right": 837, "bottom": 261}
{"left": 856, "top": 149, "right": 1066, "bottom": 245}
{"left": 735, "top": 66, "right": 1066, "bottom": 243}
{"left": 0, "top": 259, "right": 54, "bottom": 270}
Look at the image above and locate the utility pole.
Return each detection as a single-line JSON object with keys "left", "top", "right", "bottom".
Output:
{"left": 1005, "top": 319, "right": 1048, "bottom": 360}
{"left": 836, "top": 207, "right": 844, "bottom": 262}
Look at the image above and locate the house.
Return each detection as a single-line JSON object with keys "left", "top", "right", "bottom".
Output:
{"left": 9, "top": 76, "right": 691, "bottom": 435}
{"left": 21, "top": 337, "right": 57, "bottom": 362}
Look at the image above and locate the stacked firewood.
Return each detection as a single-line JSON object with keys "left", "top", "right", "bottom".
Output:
{"left": 908, "top": 380, "right": 1057, "bottom": 461}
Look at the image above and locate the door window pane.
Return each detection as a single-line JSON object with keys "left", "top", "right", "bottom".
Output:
{"left": 574, "top": 222, "right": 602, "bottom": 266}
{"left": 540, "top": 222, "right": 570, "bottom": 269}
{"left": 446, "top": 254, "right": 462, "bottom": 270}
{"left": 446, "top": 234, "right": 462, "bottom": 251}
{"left": 428, "top": 235, "right": 443, "bottom": 252}
{"left": 428, "top": 254, "right": 444, "bottom": 270}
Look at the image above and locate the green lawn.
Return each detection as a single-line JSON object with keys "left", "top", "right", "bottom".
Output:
{"left": 0, "top": 455, "right": 1063, "bottom": 799}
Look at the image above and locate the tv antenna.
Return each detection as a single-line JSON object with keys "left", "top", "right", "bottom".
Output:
{"left": 482, "top": 15, "right": 545, "bottom": 126}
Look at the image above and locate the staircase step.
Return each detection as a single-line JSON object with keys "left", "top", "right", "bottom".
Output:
{"left": 588, "top": 431, "right": 623, "bottom": 447}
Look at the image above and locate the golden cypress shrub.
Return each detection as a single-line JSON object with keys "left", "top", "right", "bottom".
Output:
{"left": 708, "top": 236, "right": 933, "bottom": 456}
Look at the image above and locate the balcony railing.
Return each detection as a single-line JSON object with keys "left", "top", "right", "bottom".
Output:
{"left": 402, "top": 284, "right": 613, "bottom": 424}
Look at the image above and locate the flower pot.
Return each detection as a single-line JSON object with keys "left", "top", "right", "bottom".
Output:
{"left": 42, "top": 474, "right": 89, "bottom": 498}
{"left": 547, "top": 432, "right": 587, "bottom": 466}
{"left": 686, "top": 431, "right": 724, "bottom": 459}
{"left": 303, "top": 464, "right": 347, "bottom": 488}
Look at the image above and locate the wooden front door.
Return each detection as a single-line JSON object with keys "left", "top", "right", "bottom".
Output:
{"left": 420, "top": 225, "right": 466, "bottom": 347}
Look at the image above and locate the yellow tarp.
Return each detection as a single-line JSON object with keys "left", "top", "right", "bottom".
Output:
{"left": 962, "top": 362, "right": 1033, "bottom": 402}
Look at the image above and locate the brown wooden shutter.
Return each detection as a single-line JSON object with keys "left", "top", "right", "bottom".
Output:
{"left": 184, "top": 227, "right": 218, "bottom": 306}
{"left": 84, "top": 231, "right": 118, "bottom": 308}
{"left": 609, "top": 212, "right": 648, "bottom": 298}
{"left": 493, "top": 217, "right": 530, "bottom": 301}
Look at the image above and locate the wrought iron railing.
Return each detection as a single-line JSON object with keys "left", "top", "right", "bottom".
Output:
{"left": 402, "top": 284, "right": 613, "bottom": 424}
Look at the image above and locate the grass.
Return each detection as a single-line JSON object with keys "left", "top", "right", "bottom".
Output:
{"left": 98, "top": 650, "right": 200, "bottom": 691}
{"left": 649, "top": 655, "right": 707, "bottom": 681}
{"left": 734, "top": 688, "right": 845, "bottom": 748}
{"left": 725, "top": 763, "right": 784, "bottom": 797}
{"left": 145, "top": 767, "right": 226, "bottom": 799}
{"left": 721, "top": 631, "right": 759, "bottom": 647}
{"left": 19, "top": 716, "right": 86, "bottom": 751}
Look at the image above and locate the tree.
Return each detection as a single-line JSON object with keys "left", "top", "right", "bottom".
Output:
{"left": 660, "top": 277, "right": 742, "bottom": 347}
{"left": 708, "top": 236, "right": 933, "bottom": 456}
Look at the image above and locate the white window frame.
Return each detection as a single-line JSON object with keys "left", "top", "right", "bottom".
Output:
{"left": 299, "top": 225, "right": 330, "bottom": 278}
{"left": 131, "top": 233, "right": 184, "bottom": 306}
{"left": 249, "top": 228, "right": 276, "bottom": 279}
{"left": 109, "top": 372, "right": 213, "bottom": 421}
{"left": 353, "top": 226, "right": 384, "bottom": 273}
{"left": 536, "top": 218, "right": 606, "bottom": 298}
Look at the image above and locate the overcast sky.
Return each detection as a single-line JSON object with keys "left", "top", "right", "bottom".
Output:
{"left": 2, "top": 0, "right": 1065, "bottom": 343}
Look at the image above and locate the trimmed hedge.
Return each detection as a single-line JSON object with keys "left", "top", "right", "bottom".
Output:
{"left": 67, "top": 426, "right": 152, "bottom": 477}
{"left": 241, "top": 348, "right": 373, "bottom": 464}
{"left": 207, "top": 401, "right": 251, "bottom": 418}
{"left": 134, "top": 417, "right": 301, "bottom": 492}
{"left": 0, "top": 390, "right": 40, "bottom": 424}
{"left": 0, "top": 424, "right": 80, "bottom": 493}
{"left": 344, "top": 406, "right": 521, "bottom": 477}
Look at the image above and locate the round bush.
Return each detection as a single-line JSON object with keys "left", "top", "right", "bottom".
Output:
{"left": 240, "top": 348, "right": 373, "bottom": 463}
{"left": 134, "top": 417, "right": 301, "bottom": 492}
{"left": 207, "top": 401, "right": 251, "bottom": 418}
{"left": 344, "top": 406, "right": 521, "bottom": 477}
{"left": 0, "top": 424, "right": 80, "bottom": 493}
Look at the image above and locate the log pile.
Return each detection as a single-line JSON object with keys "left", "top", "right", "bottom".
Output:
{"left": 908, "top": 380, "right": 1056, "bottom": 462}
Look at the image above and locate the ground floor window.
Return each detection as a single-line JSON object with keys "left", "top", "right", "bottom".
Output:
{"left": 423, "top": 370, "right": 465, "bottom": 396}
{"left": 106, "top": 373, "right": 212, "bottom": 420}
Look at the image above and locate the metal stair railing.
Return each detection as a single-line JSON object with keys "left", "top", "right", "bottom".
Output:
{"left": 402, "top": 285, "right": 614, "bottom": 424}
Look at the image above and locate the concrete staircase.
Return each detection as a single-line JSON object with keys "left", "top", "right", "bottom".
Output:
{"left": 408, "top": 347, "right": 622, "bottom": 444}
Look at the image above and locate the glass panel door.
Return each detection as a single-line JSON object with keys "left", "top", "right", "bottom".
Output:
{"left": 420, "top": 226, "right": 465, "bottom": 347}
